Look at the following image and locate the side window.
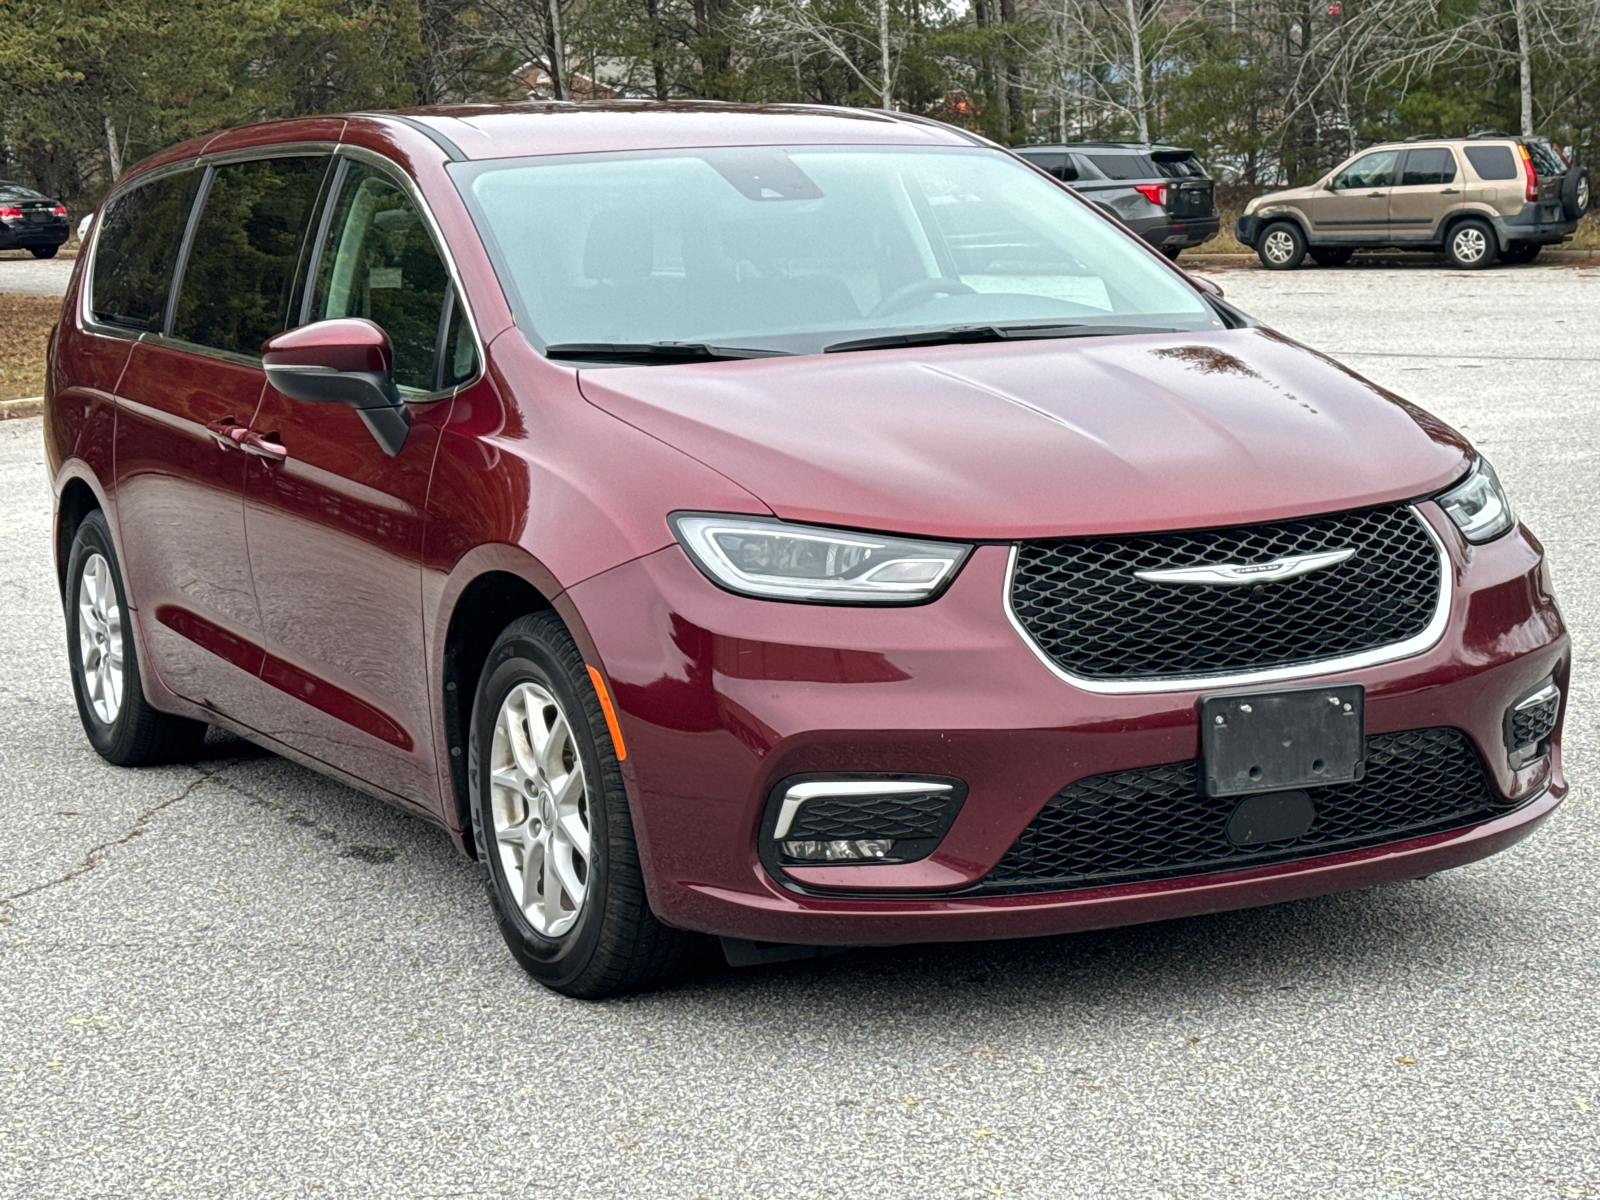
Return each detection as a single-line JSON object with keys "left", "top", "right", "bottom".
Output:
{"left": 1025, "top": 153, "right": 1077, "bottom": 183}
{"left": 172, "top": 155, "right": 330, "bottom": 355}
{"left": 1331, "top": 151, "right": 1398, "bottom": 191}
{"left": 310, "top": 161, "right": 472, "bottom": 392}
{"left": 1400, "top": 148, "right": 1457, "bottom": 187}
{"left": 1464, "top": 145, "right": 1518, "bottom": 181}
{"left": 90, "top": 169, "right": 202, "bottom": 331}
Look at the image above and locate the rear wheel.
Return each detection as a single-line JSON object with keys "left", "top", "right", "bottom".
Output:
{"left": 65, "top": 511, "right": 208, "bottom": 765}
{"left": 1445, "top": 219, "right": 1497, "bottom": 269}
{"left": 29, "top": 245, "right": 58, "bottom": 259}
{"left": 1309, "top": 247, "right": 1354, "bottom": 267}
{"left": 1257, "top": 222, "right": 1306, "bottom": 270}
{"left": 469, "top": 612, "right": 704, "bottom": 997}
{"left": 1160, "top": 245, "right": 1182, "bottom": 261}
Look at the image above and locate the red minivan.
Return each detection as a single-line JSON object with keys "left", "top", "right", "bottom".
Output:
{"left": 45, "top": 104, "right": 1568, "bottom": 996}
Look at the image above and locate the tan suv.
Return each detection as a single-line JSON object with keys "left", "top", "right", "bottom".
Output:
{"left": 1235, "top": 135, "right": 1590, "bottom": 270}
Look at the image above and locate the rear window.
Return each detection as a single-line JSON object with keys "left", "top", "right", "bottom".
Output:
{"left": 90, "top": 169, "right": 203, "bottom": 332}
{"left": 1151, "top": 154, "right": 1204, "bottom": 179}
{"left": 0, "top": 184, "right": 48, "bottom": 201}
{"left": 1464, "top": 146, "right": 1518, "bottom": 181}
{"left": 1527, "top": 141, "right": 1567, "bottom": 176}
{"left": 1084, "top": 154, "right": 1157, "bottom": 180}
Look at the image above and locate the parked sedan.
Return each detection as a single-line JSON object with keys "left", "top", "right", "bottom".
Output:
{"left": 0, "top": 181, "right": 70, "bottom": 257}
{"left": 48, "top": 105, "right": 1567, "bottom": 997}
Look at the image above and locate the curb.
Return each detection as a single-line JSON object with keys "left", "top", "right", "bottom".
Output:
{"left": 0, "top": 396, "right": 44, "bottom": 420}
{"left": 1183, "top": 248, "right": 1600, "bottom": 268}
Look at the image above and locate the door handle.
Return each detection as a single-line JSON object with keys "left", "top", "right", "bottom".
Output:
{"left": 204, "top": 416, "right": 247, "bottom": 451}
{"left": 1366, "top": 191, "right": 1385, "bottom": 197}
{"left": 1441, "top": 188, "right": 1460, "bottom": 195}
{"left": 238, "top": 430, "right": 288, "bottom": 462}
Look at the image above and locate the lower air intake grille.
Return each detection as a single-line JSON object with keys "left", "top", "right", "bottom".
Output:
{"left": 978, "top": 728, "right": 1499, "bottom": 893}
{"left": 787, "top": 792, "right": 954, "bottom": 841}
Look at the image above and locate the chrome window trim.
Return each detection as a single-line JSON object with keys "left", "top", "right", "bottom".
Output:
{"left": 79, "top": 140, "right": 485, "bottom": 404}
{"left": 1002, "top": 504, "right": 1455, "bottom": 696}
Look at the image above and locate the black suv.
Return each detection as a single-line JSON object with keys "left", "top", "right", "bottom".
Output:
{"left": 1014, "top": 143, "right": 1221, "bottom": 258}
{"left": 0, "top": 181, "right": 70, "bottom": 258}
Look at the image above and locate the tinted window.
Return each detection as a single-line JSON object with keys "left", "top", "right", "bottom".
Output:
{"left": 1085, "top": 153, "right": 1156, "bottom": 180}
{"left": 90, "top": 169, "right": 202, "bottom": 331}
{"left": 1020, "top": 152, "right": 1077, "bottom": 182}
{"left": 1331, "top": 150, "right": 1398, "bottom": 190}
{"left": 310, "top": 161, "right": 461, "bottom": 392}
{"left": 1152, "top": 154, "right": 1204, "bottom": 179}
{"left": 0, "top": 183, "right": 49, "bottom": 201}
{"left": 1400, "top": 148, "right": 1456, "bottom": 187}
{"left": 172, "top": 156, "right": 329, "bottom": 354}
{"left": 1527, "top": 141, "right": 1567, "bottom": 176}
{"left": 1464, "top": 145, "right": 1518, "bottom": 181}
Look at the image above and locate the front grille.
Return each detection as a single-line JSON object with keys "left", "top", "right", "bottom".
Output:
{"left": 978, "top": 728, "right": 1499, "bottom": 893}
{"left": 788, "top": 792, "right": 954, "bottom": 841}
{"left": 1010, "top": 504, "right": 1442, "bottom": 682}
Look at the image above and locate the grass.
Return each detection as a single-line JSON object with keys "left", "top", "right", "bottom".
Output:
{"left": 0, "top": 293, "right": 61, "bottom": 402}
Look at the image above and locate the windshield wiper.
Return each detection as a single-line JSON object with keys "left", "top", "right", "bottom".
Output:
{"left": 544, "top": 341, "right": 793, "bottom": 364}
{"left": 823, "top": 323, "right": 1179, "bottom": 354}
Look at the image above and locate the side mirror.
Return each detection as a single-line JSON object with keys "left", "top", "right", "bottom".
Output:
{"left": 1188, "top": 273, "right": 1224, "bottom": 299}
{"left": 262, "top": 319, "right": 409, "bottom": 456}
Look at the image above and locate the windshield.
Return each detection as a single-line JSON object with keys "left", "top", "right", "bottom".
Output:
{"left": 451, "top": 145, "right": 1218, "bottom": 357}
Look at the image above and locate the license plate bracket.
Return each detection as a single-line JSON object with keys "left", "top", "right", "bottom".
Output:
{"left": 1200, "top": 685, "right": 1364, "bottom": 798}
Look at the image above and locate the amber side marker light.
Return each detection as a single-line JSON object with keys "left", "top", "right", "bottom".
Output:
{"left": 586, "top": 665, "right": 628, "bottom": 761}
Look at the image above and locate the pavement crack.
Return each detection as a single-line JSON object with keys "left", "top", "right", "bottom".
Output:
{"left": 2, "top": 771, "right": 215, "bottom": 904}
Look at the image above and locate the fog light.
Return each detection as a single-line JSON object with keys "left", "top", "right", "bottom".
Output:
{"left": 781, "top": 838, "right": 896, "bottom": 861}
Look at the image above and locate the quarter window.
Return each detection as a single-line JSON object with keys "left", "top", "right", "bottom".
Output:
{"left": 90, "top": 169, "right": 202, "bottom": 332}
{"left": 172, "top": 155, "right": 331, "bottom": 355}
{"left": 1331, "top": 151, "right": 1398, "bottom": 191}
{"left": 1464, "top": 145, "right": 1519, "bottom": 181}
{"left": 1400, "top": 149, "right": 1457, "bottom": 187}
{"left": 309, "top": 161, "right": 469, "bottom": 392}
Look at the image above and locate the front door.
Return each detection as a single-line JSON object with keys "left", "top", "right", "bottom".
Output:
{"left": 1389, "top": 147, "right": 1460, "bottom": 244}
{"left": 242, "top": 156, "right": 477, "bottom": 808}
{"left": 1307, "top": 149, "right": 1398, "bottom": 243}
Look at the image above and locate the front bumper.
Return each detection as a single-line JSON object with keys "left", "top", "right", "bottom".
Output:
{"left": 569, "top": 506, "right": 1567, "bottom": 946}
{"left": 1234, "top": 214, "right": 1262, "bottom": 247}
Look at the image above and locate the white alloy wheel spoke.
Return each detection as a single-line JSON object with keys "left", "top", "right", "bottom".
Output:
{"left": 488, "top": 679, "right": 592, "bottom": 937}
{"left": 76, "top": 552, "right": 124, "bottom": 725}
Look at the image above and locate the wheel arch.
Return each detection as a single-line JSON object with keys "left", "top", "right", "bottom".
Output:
{"left": 55, "top": 472, "right": 107, "bottom": 601}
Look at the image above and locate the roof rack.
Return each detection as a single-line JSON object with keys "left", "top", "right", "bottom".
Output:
{"left": 1466, "top": 130, "right": 1510, "bottom": 139}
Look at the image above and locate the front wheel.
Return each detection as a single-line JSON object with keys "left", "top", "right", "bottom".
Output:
{"left": 469, "top": 612, "right": 704, "bottom": 997}
{"left": 1445, "top": 219, "right": 1497, "bottom": 269}
{"left": 30, "top": 245, "right": 59, "bottom": 259}
{"left": 1257, "top": 222, "right": 1306, "bottom": 270}
{"left": 65, "top": 511, "right": 208, "bottom": 765}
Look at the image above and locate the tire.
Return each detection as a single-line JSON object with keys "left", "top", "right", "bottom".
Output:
{"left": 468, "top": 612, "right": 704, "bottom": 998}
{"left": 1444, "top": 218, "right": 1497, "bottom": 269}
{"left": 1160, "top": 245, "right": 1182, "bottom": 261}
{"left": 1309, "top": 247, "right": 1354, "bottom": 267}
{"left": 1499, "top": 241, "right": 1542, "bottom": 264}
{"left": 1256, "top": 222, "right": 1306, "bottom": 270}
{"left": 65, "top": 511, "right": 208, "bottom": 765}
{"left": 29, "top": 245, "right": 58, "bottom": 259}
{"left": 1561, "top": 165, "right": 1590, "bottom": 220}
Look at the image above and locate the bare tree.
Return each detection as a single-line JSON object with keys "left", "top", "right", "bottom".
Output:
{"left": 761, "top": 0, "right": 901, "bottom": 108}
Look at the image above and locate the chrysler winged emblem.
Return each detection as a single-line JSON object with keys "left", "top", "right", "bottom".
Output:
{"left": 1134, "top": 547, "right": 1355, "bottom": 587}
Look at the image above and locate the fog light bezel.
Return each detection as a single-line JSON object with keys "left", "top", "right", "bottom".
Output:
{"left": 1504, "top": 678, "right": 1560, "bottom": 770}
{"left": 757, "top": 772, "right": 968, "bottom": 884}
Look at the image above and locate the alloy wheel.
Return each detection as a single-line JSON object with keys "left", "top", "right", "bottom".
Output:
{"left": 1452, "top": 227, "right": 1488, "bottom": 264}
{"left": 76, "top": 552, "right": 124, "bottom": 725}
{"left": 1579, "top": 177, "right": 1592, "bottom": 214}
{"left": 489, "top": 681, "right": 592, "bottom": 938}
{"left": 1263, "top": 230, "right": 1296, "bottom": 265}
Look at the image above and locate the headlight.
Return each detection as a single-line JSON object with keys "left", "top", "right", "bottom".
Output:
{"left": 1438, "top": 457, "right": 1514, "bottom": 543}
{"left": 670, "top": 513, "right": 972, "bottom": 603}
{"left": 1244, "top": 197, "right": 1262, "bottom": 214}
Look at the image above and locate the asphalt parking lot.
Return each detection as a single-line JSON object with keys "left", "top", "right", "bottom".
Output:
{"left": 2, "top": 265, "right": 1597, "bottom": 1199}
{"left": 0, "top": 253, "right": 73, "bottom": 297}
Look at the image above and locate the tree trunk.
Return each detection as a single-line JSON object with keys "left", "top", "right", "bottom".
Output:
{"left": 645, "top": 0, "right": 668, "bottom": 100}
{"left": 878, "top": 0, "right": 892, "bottom": 108}
{"left": 1514, "top": 0, "right": 1533, "bottom": 136}
{"left": 104, "top": 114, "right": 122, "bottom": 182}
{"left": 546, "top": 0, "right": 568, "bottom": 100}
{"left": 999, "top": 0, "right": 1024, "bottom": 142}
{"left": 1123, "top": 0, "right": 1148, "bottom": 142}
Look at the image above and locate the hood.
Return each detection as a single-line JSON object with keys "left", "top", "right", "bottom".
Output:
{"left": 1252, "top": 182, "right": 1325, "bottom": 208}
{"left": 576, "top": 328, "right": 1472, "bottom": 540}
